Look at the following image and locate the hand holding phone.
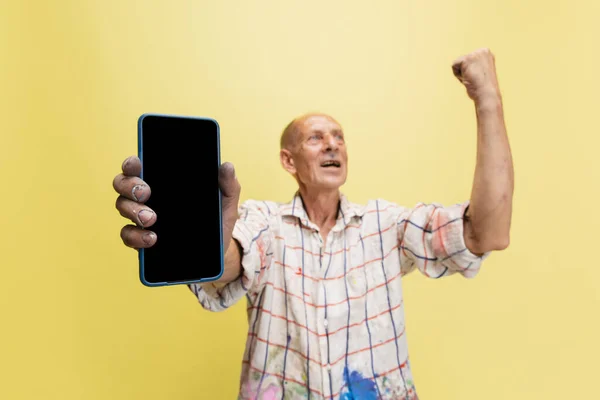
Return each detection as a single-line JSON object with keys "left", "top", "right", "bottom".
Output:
{"left": 113, "top": 114, "right": 234, "bottom": 287}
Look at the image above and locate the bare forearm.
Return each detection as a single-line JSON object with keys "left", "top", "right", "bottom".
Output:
{"left": 217, "top": 238, "right": 243, "bottom": 283}
{"left": 465, "top": 94, "right": 514, "bottom": 254}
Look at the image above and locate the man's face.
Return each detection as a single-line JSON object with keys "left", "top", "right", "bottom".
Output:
{"left": 281, "top": 114, "right": 348, "bottom": 191}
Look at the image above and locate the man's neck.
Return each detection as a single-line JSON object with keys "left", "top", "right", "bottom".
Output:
{"left": 298, "top": 187, "right": 340, "bottom": 231}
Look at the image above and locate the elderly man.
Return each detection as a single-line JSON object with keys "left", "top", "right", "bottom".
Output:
{"left": 113, "top": 48, "right": 513, "bottom": 399}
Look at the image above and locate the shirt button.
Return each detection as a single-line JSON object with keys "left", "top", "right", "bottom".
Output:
{"left": 326, "top": 364, "right": 331, "bottom": 371}
{"left": 323, "top": 319, "right": 328, "bottom": 328}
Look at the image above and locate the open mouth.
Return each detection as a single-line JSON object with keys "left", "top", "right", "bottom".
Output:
{"left": 320, "top": 160, "right": 341, "bottom": 168}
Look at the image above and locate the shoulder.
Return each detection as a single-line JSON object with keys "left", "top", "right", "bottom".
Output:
{"left": 356, "top": 198, "right": 463, "bottom": 226}
{"left": 238, "top": 199, "right": 289, "bottom": 219}
{"left": 343, "top": 197, "right": 409, "bottom": 227}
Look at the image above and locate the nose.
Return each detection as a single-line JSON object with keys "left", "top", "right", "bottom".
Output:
{"left": 324, "top": 133, "right": 338, "bottom": 152}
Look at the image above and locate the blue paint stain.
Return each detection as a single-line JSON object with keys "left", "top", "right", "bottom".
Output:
{"left": 340, "top": 367, "right": 378, "bottom": 400}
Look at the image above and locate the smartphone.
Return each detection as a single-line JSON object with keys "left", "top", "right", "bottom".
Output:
{"left": 137, "top": 113, "right": 224, "bottom": 286}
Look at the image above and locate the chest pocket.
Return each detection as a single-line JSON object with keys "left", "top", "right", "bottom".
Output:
{"left": 275, "top": 220, "right": 321, "bottom": 312}
{"left": 351, "top": 228, "right": 396, "bottom": 317}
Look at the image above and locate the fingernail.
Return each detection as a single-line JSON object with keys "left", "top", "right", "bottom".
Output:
{"left": 122, "top": 157, "right": 131, "bottom": 170}
{"left": 142, "top": 232, "right": 156, "bottom": 244}
{"left": 221, "top": 162, "right": 235, "bottom": 177}
{"left": 132, "top": 185, "right": 145, "bottom": 202}
{"left": 138, "top": 210, "right": 154, "bottom": 226}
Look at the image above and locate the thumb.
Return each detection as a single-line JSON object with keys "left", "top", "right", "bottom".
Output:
{"left": 219, "top": 162, "right": 241, "bottom": 252}
{"left": 219, "top": 162, "right": 241, "bottom": 200}
{"left": 452, "top": 58, "right": 465, "bottom": 81}
{"left": 219, "top": 162, "right": 241, "bottom": 238}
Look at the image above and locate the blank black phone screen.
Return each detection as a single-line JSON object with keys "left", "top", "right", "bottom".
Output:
{"left": 139, "top": 114, "right": 222, "bottom": 285}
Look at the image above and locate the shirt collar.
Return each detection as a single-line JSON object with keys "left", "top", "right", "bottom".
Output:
{"left": 280, "top": 191, "right": 365, "bottom": 232}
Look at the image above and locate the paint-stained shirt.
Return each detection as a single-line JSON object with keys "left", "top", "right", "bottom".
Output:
{"left": 189, "top": 193, "right": 489, "bottom": 400}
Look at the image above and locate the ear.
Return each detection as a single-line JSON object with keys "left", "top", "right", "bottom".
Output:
{"left": 280, "top": 149, "right": 296, "bottom": 174}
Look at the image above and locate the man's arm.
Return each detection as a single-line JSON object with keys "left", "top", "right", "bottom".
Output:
{"left": 187, "top": 168, "right": 274, "bottom": 311}
{"left": 170, "top": 161, "right": 243, "bottom": 285}
{"left": 214, "top": 162, "right": 244, "bottom": 284}
{"left": 217, "top": 238, "right": 243, "bottom": 283}
{"left": 452, "top": 48, "right": 514, "bottom": 255}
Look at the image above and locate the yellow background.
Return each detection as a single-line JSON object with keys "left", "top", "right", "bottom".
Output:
{"left": 2, "top": 0, "right": 599, "bottom": 399}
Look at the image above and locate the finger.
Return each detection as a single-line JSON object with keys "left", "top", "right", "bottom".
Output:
{"left": 122, "top": 156, "right": 141, "bottom": 177}
{"left": 116, "top": 196, "right": 157, "bottom": 228}
{"left": 219, "top": 162, "right": 241, "bottom": 200}
{"left": 112, "top": 174, "right": 151, "bottom": 202}
{"left": 120, "top": 225, "right": 157, "bottom": 248}
{"left": 452, "top": 61, "right": 463, "bottom": 80}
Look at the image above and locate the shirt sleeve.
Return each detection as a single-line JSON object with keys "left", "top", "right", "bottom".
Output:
{"left": 187, "top": 199, "right": 274, "bottom": 311}
{"left": 395, "top": 201, "right": 491, "bottom": 279}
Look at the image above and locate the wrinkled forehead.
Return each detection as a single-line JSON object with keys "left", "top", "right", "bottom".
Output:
{"left": 296, "top": 114, "right": 343, "bottom": 136}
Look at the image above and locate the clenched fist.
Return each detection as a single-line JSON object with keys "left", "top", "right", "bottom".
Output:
{"left": 452, "top": 48, "right": 501, "bottom": 103}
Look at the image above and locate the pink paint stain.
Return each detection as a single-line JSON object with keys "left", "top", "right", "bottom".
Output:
{"left": 261, "top": 384, "right": 281, "bottom": 400}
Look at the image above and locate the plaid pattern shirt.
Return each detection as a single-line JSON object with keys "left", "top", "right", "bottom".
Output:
{"left": 189, "top": 193, "right": 489, "bottom": 400}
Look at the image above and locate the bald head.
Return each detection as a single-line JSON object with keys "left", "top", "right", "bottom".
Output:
{"left": 279, "top": 112, "right": 348, "bottom": 191}
{"left": 280, "top": 112, "right": 340, "bottom": 151}
{"left": 280, "top": 118, "right": 299, "bottom": 151}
